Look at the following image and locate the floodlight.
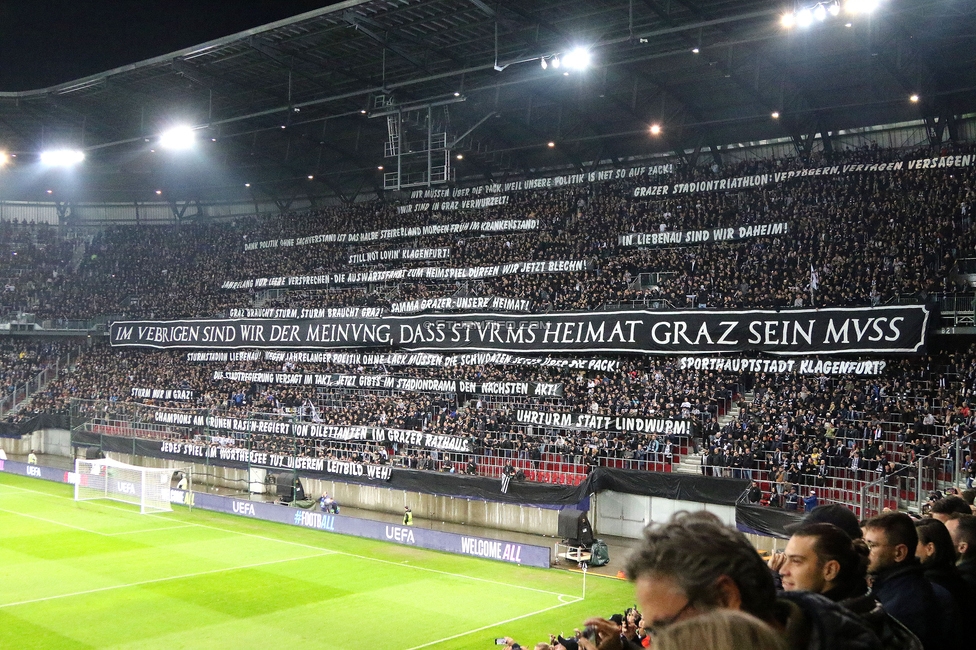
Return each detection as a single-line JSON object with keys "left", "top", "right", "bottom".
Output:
{"left": 649, "top": 124, "right": 662, "bottom": 135}
{"left": 456, "top": 154, "right": 464, "bottom": 160}
{"left": 563, "top": 48, "right": 591, "bottom": 70}
{"left": 828, "top": 3, "right": 841, "bottom": 16}
{"left": 547, "top": 141, "right": 555, "bottom": 148}
{"left": 772, "top": 111, "right": 781, "bottom": 119}
{"left": 0, "top": 151, "right": 8, "bottom": 166}
{"left": 40, "top": 149, "right": 85, "bottom": 166}
{"left": 796, "top": 8, "right": 814, "bottom": 26}
{"left": 814, "top": 4, "right": 827, "bottom": 21}
{"left": 692, "top": 47, "right": 700, "bottom": 54}
{"left": 551, "top": 56, "right": 561, "bottom": 69}
{"left": 781, "top": 12, "right": 796, "bottom": 27}
{"left": 910, "top": 94, "right": 920, "bottom": 103}
{"left": 159, "top": 126, "right": 195, "bottom": 151}
{"left": 155, "top": 190, "right": 162, "bottom": 195}
{"left": 541, "top": 58, "right": 548, "bottom": 70}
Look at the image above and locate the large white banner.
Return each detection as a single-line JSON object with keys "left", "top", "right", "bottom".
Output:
{"left": 221, "top": 259, "right": 593, "bottom": 290}
{"left": 349, "top": 248, "right": 451, "bottom": 264}
{"left": 632, "top": 154, "right": 974, "bottom": 198}
{"left": 244, "top": 219, "right": 539, "bottom": 252}
{"left": 620, "top": 222, "right": 788, "bottom": 248}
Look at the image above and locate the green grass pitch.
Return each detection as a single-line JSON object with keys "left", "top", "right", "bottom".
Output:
{"left": 0, "top": 472, "right": 635, "bottom": 649}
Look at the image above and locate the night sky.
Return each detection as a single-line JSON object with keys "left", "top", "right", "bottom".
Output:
{"left": 0, "top": 1, "right": 340, "bottom": 91}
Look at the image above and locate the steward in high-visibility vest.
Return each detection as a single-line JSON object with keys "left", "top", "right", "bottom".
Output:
{"left": 403, "top": 506, "right": 413, "bottom": 526}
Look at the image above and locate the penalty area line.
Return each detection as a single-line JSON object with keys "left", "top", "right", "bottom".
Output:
{"left": 0, "top": 552, "right": 335, "bottom": 610}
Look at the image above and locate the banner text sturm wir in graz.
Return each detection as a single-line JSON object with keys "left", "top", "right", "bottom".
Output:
{"left": 110, "top": 305, "right": 929, "bottom": 356}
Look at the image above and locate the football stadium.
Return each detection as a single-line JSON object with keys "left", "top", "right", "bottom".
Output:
{"left": 2, "top": 0, "right": 976, "bottom": 648}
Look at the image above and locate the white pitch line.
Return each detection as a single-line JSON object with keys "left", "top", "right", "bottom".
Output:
{"left": 0, "top": 483, "right": 177, "bottom": 519}
{"left": 0, "top": 483, "right": 341, "bottom": 554}
{"left": 0, "top": 506, "right": 104, "bottom": 536}
{"left": 0, "top": 479, "right": 581, "bottom": 600}
{"left": 104, "top": 524, "right": 198, "bottom": 536}
{"left": 0, "top": 505, "right": 197, "bottom": 537}
{"left": 0, "top": 552, "right": 335, "bottom": 610}
{"left": 402, "top": 597, "right": 583, "bottom": 650}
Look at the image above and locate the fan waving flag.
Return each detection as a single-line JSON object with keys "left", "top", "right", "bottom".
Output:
{"left": 810, "top": 264, "right": 819, "bottom": 291}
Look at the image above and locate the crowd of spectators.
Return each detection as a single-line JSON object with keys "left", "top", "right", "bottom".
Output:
{"left": 0, "top": 142, "right": 972, "bottom": 321}
{"left": 1, "top": 141, "right": 976, "bottom": 506}
{"left": 703, "top": 349, "right": 976, "bottom": 508}
{"left": 12, "top": 333, "right": 976, "bottom": 507}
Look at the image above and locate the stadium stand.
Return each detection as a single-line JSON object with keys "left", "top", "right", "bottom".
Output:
{"left": 3, "top": 142, "right": 976, "bottom": 516}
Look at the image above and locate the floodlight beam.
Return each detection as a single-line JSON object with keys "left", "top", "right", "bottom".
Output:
{"left": 159, "top": 126, "right": 196, "bottom": 151}
{"left": 40, "top": 149, "right": 85, "bottom": 167}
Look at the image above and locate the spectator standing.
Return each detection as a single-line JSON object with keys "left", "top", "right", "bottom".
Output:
{"left": 778, "top": 523, "right": 922, "bottom": 650}
{"left": 863, "top": 513, "right": 956, "bottom": 650}
{"left": 803, "top": 490, "right": 819, "bottom": 512}
{"left": 944, "top": 514, "right": 976, "bottom": 596}
{"left": 785, "top": 487, "right": 799, "bottom": 511}
{"left": 914, "top": 518, "right": 971, "bottom": 618}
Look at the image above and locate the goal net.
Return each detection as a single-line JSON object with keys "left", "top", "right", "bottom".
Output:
{"left": 74, "top": 457, "right": 183, "bottom": 514}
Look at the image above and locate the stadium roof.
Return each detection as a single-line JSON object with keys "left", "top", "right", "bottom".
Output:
{"left": 0, "top": 0, "right": 973, "bottom": 206}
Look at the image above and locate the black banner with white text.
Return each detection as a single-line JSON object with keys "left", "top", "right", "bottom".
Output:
{"left": 515, "top": 409, "right": 693, "bottom": 435}
{"left": 113, "top": 305, "right": 929, "bottom": 355}
{"left": 155, "top": 440, "right": 393, "bottom": 480}
{"left": 210, "top": 371, "right": 563, "bottom": 397}
{"left": 187, "top": 350, "right": 622, "bottom": 371}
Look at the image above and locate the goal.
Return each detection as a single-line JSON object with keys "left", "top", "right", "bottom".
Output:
{"left": 74, "top": 457, "right": 187, "bottom": 514}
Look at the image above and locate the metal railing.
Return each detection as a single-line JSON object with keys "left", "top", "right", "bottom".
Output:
{"left": 68, "top": 399, "right": 698, "bottom": 486}
{"left": 858, "top": 432, "right": 972, "bottom": 519}
{"left": 0, "top": 347, "right": 80, "bottom": 418}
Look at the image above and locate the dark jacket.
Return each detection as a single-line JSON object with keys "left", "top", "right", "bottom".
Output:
{"left": 777, "top": 591, "right": 883, "bottom": 650}
{"left": 955, "top": 557, "right": 976, "bottom": 597}
{"left": 870, "top": 559, "right": 953, "bottom": 650}
{"left": 922, "top": 563, "right": 971, "bottom": 620}
{"left": 840, "top": 593, "right": 923, "bottom": 650}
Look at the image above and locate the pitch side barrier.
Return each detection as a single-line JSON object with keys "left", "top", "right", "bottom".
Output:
{"left": 169, "top": 489, "right": 549, "bottom": 568}
{"left": 0, "top": 458, "right": 71, "bottom": 483}
{"left": 0, "top": 459, "right": 550, "bottom": 568}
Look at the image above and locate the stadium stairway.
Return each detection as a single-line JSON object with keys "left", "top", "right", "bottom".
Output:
{"left": 675, "top": 391, "right": 753, "bottom": 475}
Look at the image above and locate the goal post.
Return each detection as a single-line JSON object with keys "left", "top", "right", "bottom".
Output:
{"left": 73, "top": 457, "right": 186, "bottom": 514}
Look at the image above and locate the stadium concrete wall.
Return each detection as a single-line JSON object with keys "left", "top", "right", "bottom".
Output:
{"left": 0, "top": 429, "right": 70, "bottom": 457}
{"left": 108, "top": 451, "right": 562, "bottom": 537}
{"left": 592, "top": 490, "right": 735, "bottom": 539}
